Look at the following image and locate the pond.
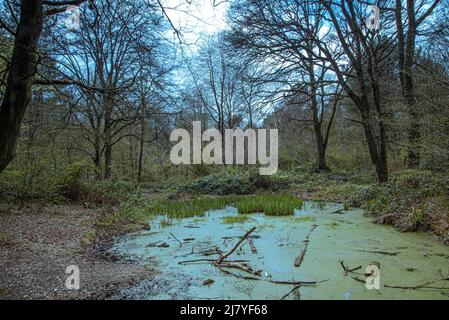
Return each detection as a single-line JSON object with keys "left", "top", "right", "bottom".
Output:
{"left": 110, "top": 202, "right": 449, "bottom": 300}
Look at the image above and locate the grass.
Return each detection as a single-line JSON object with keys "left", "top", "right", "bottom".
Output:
{"left": 222, "top": 215, "right": 253, "bottom": 224}
{"left": 151, "top": 196, "right": 235, "bottom": 218}
{"left": 147, "top": 194, "right": 303, "bottom": 218}
{"left": 235, "top": 194, "right": 302, "bottom": 216}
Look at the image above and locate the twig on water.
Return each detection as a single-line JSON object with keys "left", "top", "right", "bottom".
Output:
{"left": 340, "top": 260, "right": 362, "bottom": 276}
{"left": 169, "top": 232, "right": 183, "bottom": 245}
{"left": 178, "top": 258, "right": 249, "bottom": 265}
{"left": 280, "top": 284, "right": 303, "bottom": 300}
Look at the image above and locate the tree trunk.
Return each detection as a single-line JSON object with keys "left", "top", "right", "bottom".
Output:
{"left": 103, "top": 95, "right": 113, "bottom": 179}
{"left": 104, "top": 143, "right": 112, "bottom": 179}
{"left": 307, "top": 52, "right": 329, "bottom": 172}
{"left": 0, "top": 0, "right": 44, "bottom": 173}
{"left": 405, "top": 81, "right": 421, "bottom": 168}
{"left": 315, "top": 137, "right": 328, "bottom": 171}
{"left": 397, "top": 0, "right": 421, "bottom": 168}
{"left": 361, "top": 112, "right": 388, "bottom": 184}
{"left": 405, "top": 0, "right": 420, "bottom": 168}
{"left": 137, "top": 118, "right": 145, "bottom": 182}
{"left": 93, "top": 134, "right": 101, "bottom": 179}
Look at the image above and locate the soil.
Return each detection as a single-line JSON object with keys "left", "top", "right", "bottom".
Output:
{"left": 0, "top": 203, "right": 154, "bottom": 300}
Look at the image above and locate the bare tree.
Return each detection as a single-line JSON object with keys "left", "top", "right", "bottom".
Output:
{"left": 394, "top": 0, "right": 444, "bottom": 167}
{"left": 228, "top": 0, "right": 343, "bottom": 171}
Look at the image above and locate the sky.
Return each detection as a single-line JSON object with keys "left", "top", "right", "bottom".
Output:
{"left": 160, "top": 0, "right": 229, "bottom": 49}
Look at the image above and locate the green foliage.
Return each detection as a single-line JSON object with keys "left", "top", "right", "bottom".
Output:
{"left": 222, "top": 215, "right": 253, "bottom": 224}
{"left": 56, "top": 161, "right": 93, "bottom": 200}
{"left": 346, "top": 170, "right": 449, "bottom": 240}
{"left": 94, "top": 203, "right": 149, "bottom": 234}
{"left": 151, "top": 196, "right": 235, "bottom": 218}
{"left": 235, "top": 194, "right": 302, "bottom": 216}
{"left": 188, "top": 169, "right": 256, "bottom": 195}
{"left": 56, "top": 162, "right": 138, "bottom": 205}
{"left": 143, "top": 194, "right": 302, "bottom": 218}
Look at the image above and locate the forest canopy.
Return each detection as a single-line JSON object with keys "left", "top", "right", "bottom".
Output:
{"left": 0, "top": 0, "right": 447, "bottom": 189}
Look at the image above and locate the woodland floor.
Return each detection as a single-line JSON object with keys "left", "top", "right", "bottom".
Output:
{"left": 0, "top": 204, "right": 153, "bottom": 300}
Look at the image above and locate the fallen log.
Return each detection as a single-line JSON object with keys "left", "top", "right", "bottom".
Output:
{"left": 294, "top": 224, "right": 317, "bottom": 267}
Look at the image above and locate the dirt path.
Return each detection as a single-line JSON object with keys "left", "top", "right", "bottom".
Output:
{"left": 0, "top": 203, "right": 153, "bottom": 299}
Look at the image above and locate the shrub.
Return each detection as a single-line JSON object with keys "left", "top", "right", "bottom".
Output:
{"left": 56, "top": 162, "right": 138, "bottom": 205}
{"left": 188, "top": 170, "right": 256, "bottom": 195}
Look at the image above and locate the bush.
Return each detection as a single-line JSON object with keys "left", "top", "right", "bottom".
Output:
{"left": 185, "top": 168, "right": 304, "bottom": 195}
{"left": 56, "top": 161, "right": 94, "bottom": 201}
{"left": 354, "top": 169, "right": 449, "bottom": 240}
{"left": 56, "top": 162, "right": 137, "bottom": 205}
{"left": 188, "top": 169, "right": 256, "bottom": 195}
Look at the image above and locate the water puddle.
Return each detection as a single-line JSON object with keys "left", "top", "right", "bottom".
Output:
{"left": 110, "top": 202, "right": 449, "bottom": 300}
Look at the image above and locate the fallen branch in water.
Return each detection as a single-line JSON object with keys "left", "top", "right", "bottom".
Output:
{"left": 248, "top": 239, "right": 258, "bottom": 254}
{"left": 270, "top": 279, "right": 329, "bottom": 286}
{"left": 340, "top": 260, "right": 362, "bottom": 276}
{"left": 351, "top": 276, "right": 366, "bottom": 284}
{"left": 351, "top": 276, "right": 449, "bottom": 291}
{"left": 218, "top": 262, "right": 261, "bottom": 276}
{"left": 216, "top": 227, "right": 257, "bottom": 264}
{"left": 294, "top": 224, "right": 317, "bottom": 267}
{"left": 280, "top": 284, "right": 302, "bottom": 300}
{"left": 218, "top": 267, "right": 261, "bottom": 281}
{"left": 218, "top": 267, "right": 327, "bottom": 287}
{"left": 169, "top": 232, "right": 183, "bottom": 245}
{"left": 357, "top": 249, "right": 399, "bottom": 256}
{"left": 384, "top": 279, "right": 449, "bottom": 290}
{"left": 178, "top": 258, "right": 249, "bottom": 265}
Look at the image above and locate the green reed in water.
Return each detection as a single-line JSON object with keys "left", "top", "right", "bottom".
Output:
{"left": 150, "top": 194, "right": 302, "bottom": 218}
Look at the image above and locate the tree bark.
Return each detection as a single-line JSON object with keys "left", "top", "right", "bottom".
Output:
{"left": 137, "top": 117, "right": 145, "bottom": 182}
{"left": 396, "top": 0, "right": 421, "bottom": 167}
{"left": 103, "top": 94, "right": 113, "bottom": 179}
{"left": 0, "top": 0, "right": 44, "bottom": 173}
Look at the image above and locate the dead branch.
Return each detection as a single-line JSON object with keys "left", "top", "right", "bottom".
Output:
{"left": 357, "top": 249, "right": 399, "bottom": 256}
{"left": 294, "top": 224, "right": 317, "bottom": 267}
{"left": 248, "top": 239, "right": 258, "bottom": 254}
{"left": 216, "top": 227, "right": 256, "bottom": 264}
{"left": 169, "top": 232, "right": 183, "bottom": 245}
{"left": 270, "top": 279, "right": 328, "bottom": 286}
{"left": 218, "top": 262, "right": 261, "bottom": 276}
{"left": 218, "top": 267, "right": 328, "bottom": 287}
{"left": 280, "top": 284, "right": 302, "bottom": 300}
{"left": 340, "top": 260, "right": 362, "bottom": 276}
{"left": 218, "top": 267, "right": 261, "bottom": 281}
{"left": 178, "top": 259, "right": 249, "bottom": 265}
{"left": 384, "top": 279, "right": 449, "bottom": 290}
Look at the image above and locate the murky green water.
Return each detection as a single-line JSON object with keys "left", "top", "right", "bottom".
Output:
{"left": 111, "top": 202, "right": 449, "bottom": 300}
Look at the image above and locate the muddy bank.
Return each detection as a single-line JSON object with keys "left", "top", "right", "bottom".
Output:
{"left": 110, "top": 202, "right": 449, "bottom": 300}
{"left": 0, "top": 204, "right": 153, "bottom": 299}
